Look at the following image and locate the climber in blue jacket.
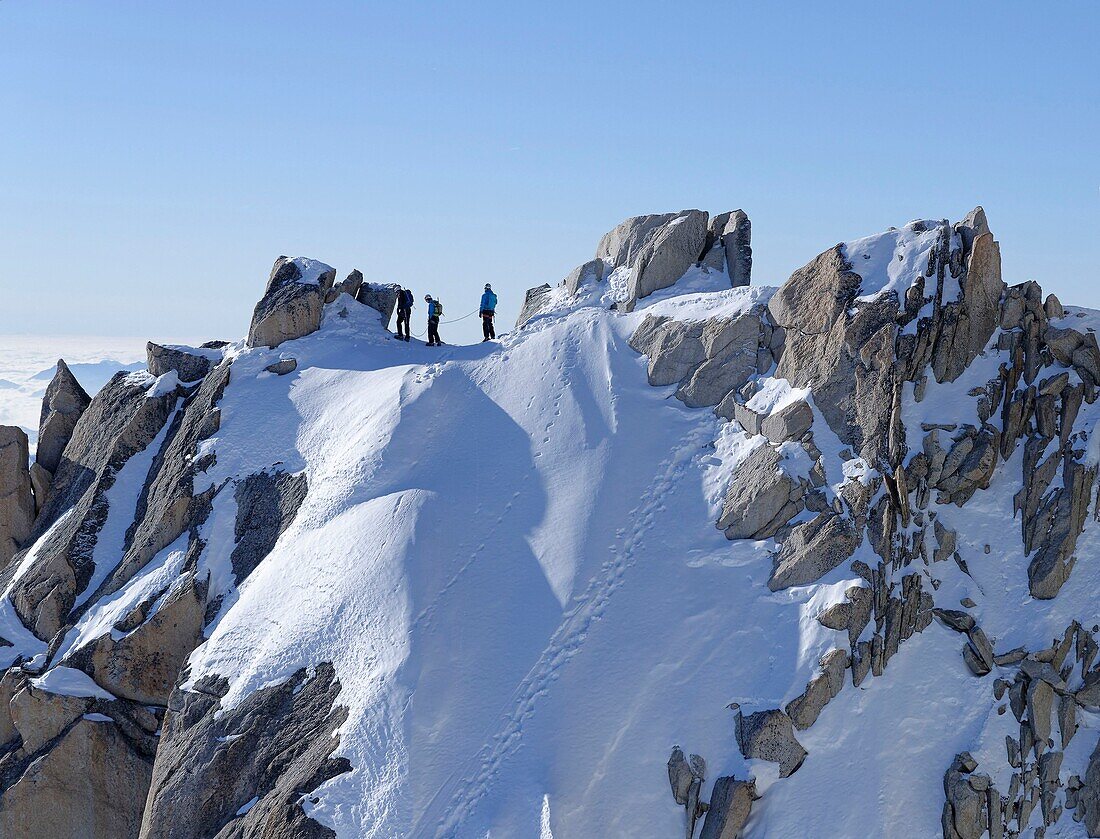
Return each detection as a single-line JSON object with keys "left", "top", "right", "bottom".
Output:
{"left": 480, "top": 283, "right": 498, "bottom": 342}
{"left": 425, "top": 294, "right": 443, "bottom": 346}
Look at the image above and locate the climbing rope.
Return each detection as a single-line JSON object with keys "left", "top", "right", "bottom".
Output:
{"left": 406, "top": 308, "right": 482, "bottom": 339}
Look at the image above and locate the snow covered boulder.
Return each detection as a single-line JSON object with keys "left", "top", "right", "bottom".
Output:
{"left": 35, "top": 358, "right": 91, "bottom": 477}
{"left": 355, "top": 281, "right": 400, "bottom": 329}
{"left": 264, "top": 358, "right": 297, "bottom": 376}
{"left": 247, "top": 257, "right": 336, "bottom": 349}
{"left": 0, "top": 426, "right": 35, "bottom": 567}
{"left": 146, "top": 342, "right": 221, "bottom": 382}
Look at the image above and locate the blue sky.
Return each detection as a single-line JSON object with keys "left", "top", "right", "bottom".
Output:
{"left": 1, "top": 1, "right": 1096, "bottom": 344}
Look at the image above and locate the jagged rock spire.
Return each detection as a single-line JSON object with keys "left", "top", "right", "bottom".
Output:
{"left": 35, "top": 359, "right": 91, "bottom": 477}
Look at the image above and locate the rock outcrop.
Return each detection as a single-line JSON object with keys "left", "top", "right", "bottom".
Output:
{"left": 699, "top": 776, "right": 755, "bottom": 839}
{"left": 247, "top": 257, "right": 336, "bottom": 348}
{"left": 667, "top": 747, "right": 707, "bottom": 837}
{"left": 628, "top": 309, "right": 771, "bottom": 410}
{"left": 716, "top": 443, "right": 804, "bottom": 541}
{"left": 34, "top": 359, "right": 91, "bottom": 478}
{"left": 733, "top": 706, "right": 806, "bottom": 778}
{"left": 0, "top": 671, "right": 158, "bottom": 838}
{"left": 623, "top": 210, "right": 709, "bottom": 306}
{"left": 0, "top": 427, "right": 35, "bottom": 569}
{"left": 327, "top": 268, "right": 364, "bottom": 303}
{"left": 139, "top": 665, "right": 348, "bottom": 839}
{"left": 517, "top": 208, "right": 756, "bottom": 329}
{"left": 564, "top": 258, "right": 605, "bottom": 295}
{"left": 515, "top": 283, "right": 553, "bottom": 329}
{"left": 146, "top": 342, "right": 220, "bottom": 382}
{"left": 628, "top": 208, "right": 1100, "bottom": 834}
{"left": 4, "top": 360, "right": 224, "bottom": 643}
{"left": 704, "top": 210, "right": 752, "bottom": 289}
{"left": 355, "top": 281, "right": 400, "bottom": 328}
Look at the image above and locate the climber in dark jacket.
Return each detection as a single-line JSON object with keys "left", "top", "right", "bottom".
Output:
{"left": 480, "top": 284, "right": 498, "bottom": 341}
{"left": 425, "top": 295, "right": 443, "bottom": 346}
{"left": 395, "top": 286, "right": 414, "bottom": 342}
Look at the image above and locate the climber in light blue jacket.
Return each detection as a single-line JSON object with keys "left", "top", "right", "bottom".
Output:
{"left": 480, "top": 284, "right": 498, "bottom": 342}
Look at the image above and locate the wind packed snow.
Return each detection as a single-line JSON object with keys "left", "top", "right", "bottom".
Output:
{"left": 30, "top": 666, "right": 116, "bottom": 700}
{"left": 744, "top": 376, "right": 809, "bottom": 415}
{"left": 845, "top": 220, "right": 954, "bottom": 305}
{"left": 285, "top": 257, "right": 334, "bottom": 285}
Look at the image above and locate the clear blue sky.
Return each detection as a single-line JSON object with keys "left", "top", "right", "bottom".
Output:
{"left": 1, "top": 1, "right": 1097, "bottom": 344}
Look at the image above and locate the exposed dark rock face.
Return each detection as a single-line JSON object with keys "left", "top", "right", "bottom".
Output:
{"left": 229, "top": 470, "right": 308, "bottom": 584}
{"left": 248, "top": 257, "right": 336, "bottom": 349}
{"left": 0, "top": 427, "right": 35, "bottom": 570}
{"left": 139, "top": 665, "right": 349, "bottom": 839}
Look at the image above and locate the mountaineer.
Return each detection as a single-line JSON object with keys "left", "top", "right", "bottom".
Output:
{"left": 424, "top": 295, "right": 444, "bottom": 346}
{"left": 480, "top": 283, "right": 498, "bottom": 341}
{"left": 394, "top": 285, "right": 414, "bottom": 341}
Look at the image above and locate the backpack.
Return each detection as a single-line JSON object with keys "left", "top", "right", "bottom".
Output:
{"left": 435, "top": 300, "right": 444, "bottom": 318}
{"left": 401, "top": 289, "right": 414, "bottom": 309}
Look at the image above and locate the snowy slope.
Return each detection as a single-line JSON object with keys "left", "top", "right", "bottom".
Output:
{"left": 168, "top": 277, "right": 1095, "bottom": 835}
{"left": 5, "top": 213, "right": 1100, "bottom": 839}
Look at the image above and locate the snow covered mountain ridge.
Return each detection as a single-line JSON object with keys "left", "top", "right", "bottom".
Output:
{"left": 1, "top": 207, "right": 1100, "bottom": 838}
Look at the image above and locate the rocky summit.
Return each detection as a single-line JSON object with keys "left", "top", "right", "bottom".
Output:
{"left": 2, "top": 209, "right": 1100, "bottom": 838}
